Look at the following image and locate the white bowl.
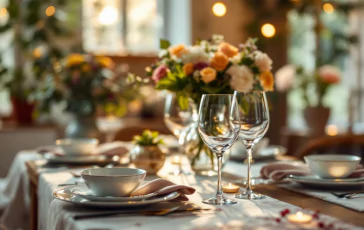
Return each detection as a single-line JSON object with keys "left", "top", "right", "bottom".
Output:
{"left": 55, "top": 138, "right": 99, "bottom": 155}
{"left": 81, "top": 167, "right": 146, "bottom": 197}
{"left": 304, "top": 154, "right": 361, "bottom": 179}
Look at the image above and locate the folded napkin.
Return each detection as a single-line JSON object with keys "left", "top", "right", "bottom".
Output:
{"left": 130, "top": 179, "right": 196, "bottom": 201}
{"left": 260, "top": 162, "right": 364, "bottom": 181}
{"left": 36, "top": 141, "right": 131, "bottom": 157}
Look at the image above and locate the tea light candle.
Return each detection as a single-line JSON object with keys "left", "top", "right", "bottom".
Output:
{"left": 222, "top": 183, "right": 240, "bottom": 193}
{"left": 171, "top": 156, "right": 182, "bottom": 165}
{"left": 287, "top": 211, "right": 313, "bottom": 224}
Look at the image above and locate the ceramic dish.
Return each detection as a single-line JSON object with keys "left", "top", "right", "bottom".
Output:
{"left": 287, "top": 175, "right": 364, "bottom": 189}
{"left": 42, "top": 153, "right": 113, "bottom": 164}
{"left": 55, "top": 138, "right": 99, "bottom": 155}
{"left": 69, "top": 184, "right": 158, "bottom": 202}
{"left": 53, "top": 186, "right": 179, "bottom": 208}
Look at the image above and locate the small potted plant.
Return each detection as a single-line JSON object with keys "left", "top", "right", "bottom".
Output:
{"left": 130, "top": 130, "right": 165, "bottom": 175}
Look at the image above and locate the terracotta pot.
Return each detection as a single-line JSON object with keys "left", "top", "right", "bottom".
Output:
{"left": 303, "top": 106, "right": 330, "bottom": 135}
{"left": 11, "top": 97, "right": 35, "bottom": 125}
{"left": 130, "top": 145, "right": 165, "bottom": 175}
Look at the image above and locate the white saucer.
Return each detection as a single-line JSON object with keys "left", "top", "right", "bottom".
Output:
{"left": 69, "top": 184, "right": 158, "bottom": 202}
{"left": 288, "top": 175, "right": 364, "bottom": 189}
{"left": 42, "top": 153, "right": 113, "bottom": 164}
{"left": 53, "top": 186, "right": 180, "bottom": 208}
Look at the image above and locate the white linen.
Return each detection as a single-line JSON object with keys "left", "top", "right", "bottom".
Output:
{"left": 280, "top": 183, "right": 364, "bottom": 212}
{"left": 38, "top": 160, "right": 361, "bottom": 230}
{"left": 0, "top": 151, "right": 40, "bottom": 230}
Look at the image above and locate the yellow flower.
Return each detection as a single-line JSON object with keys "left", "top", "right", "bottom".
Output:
{"left": 210, "top": 52, "right": 229, "bottom": 71}
{"left": 183, "top": 63, "right": 194, "bottom": 75}
{"left": 218, "top": 42, "right": 239, "bottom": 58}
{"left": 169, "top": 44, "right": 187, "bottom": 58}
{"left": 65, "top": 53, "right": 84, "bottom": 67}
{"left": 259, "top": 71, "right": 274, "bottom": 91}
{"left": 81, "top": 64, "right": 91, "bottom": 72}
{"left": 96, "top": 56, "right": 114, "bottom": 69}
{"left": 200, "top": 67, "right": 217, "bottom": 84}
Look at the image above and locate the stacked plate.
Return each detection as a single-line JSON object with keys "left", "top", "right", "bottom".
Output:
{"left": 287, "top": 175, "right": 364, "bottom": 189}
{"left": 54, "top": 184, "right": 179, "bottom": 208}
{"left": 54, "top": 167, "right": 180, "bottom": 208}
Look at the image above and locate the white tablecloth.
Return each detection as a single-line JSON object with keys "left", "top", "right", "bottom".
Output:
{"left": 38, "top": 161, "right": 360, "bottom": 230}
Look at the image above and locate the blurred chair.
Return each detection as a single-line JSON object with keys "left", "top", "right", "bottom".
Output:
{"left": 295, "top": 134, "right": 364, "bottom": 164}
{"left": 113, "top": 126, "right": 171, "bottom": 142}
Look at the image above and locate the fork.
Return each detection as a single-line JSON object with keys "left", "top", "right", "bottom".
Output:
{"left": 331, "top": 192, "right": 363, "bottom": 199}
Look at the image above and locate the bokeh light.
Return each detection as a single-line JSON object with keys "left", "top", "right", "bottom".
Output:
{"left": 212, "top": 2, "right": 226, "bottom": 17}
{"left": 261, "top": 23, "right": 276, "bottom": 38}
{"left": 0, "top": 8, "right": 7, "bottom": 17}
{"left": 98, "top": 7, "right": 118, "bottom": 25}
{"left": 326, "top": 125, "right": 338, "bottom": 136}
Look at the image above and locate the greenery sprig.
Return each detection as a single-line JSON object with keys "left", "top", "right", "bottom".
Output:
{"left": 133, "top": 130, "right": 164, "bottom": 146}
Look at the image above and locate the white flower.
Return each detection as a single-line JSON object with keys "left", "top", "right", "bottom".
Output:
{"left": 226, "top": 65, "right": 254, "bottom": 92}
{"left": 180, "top": 46, "right": 211, "bottom": 64}
{"left": 254, "top": 51, "right": 273, "bottom": 72}
{"left": 230, "top": 53, "right": 242, "bottom": 65}
{"left": 275, "top": 65, "right": 296, "bottom": 92}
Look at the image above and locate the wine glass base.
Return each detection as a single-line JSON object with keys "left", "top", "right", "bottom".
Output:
{"left": 202, "top": 196, "right": 237, "bottom": 205}
{"left": 235, "top": 191, "right": 266, "bottom": 200}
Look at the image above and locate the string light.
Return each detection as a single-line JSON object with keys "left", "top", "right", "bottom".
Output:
{"left": 45, "top": 6, "right": 56, "bottom": 17}
{"left": 212, "top": 2, "right": 226, "bottom": 17}
{"left": 98, "top": 7, "right": 118, "bottom": 25}
{"left": 33, "top": 47, "right": 42, "bottom": 58}
{"left": 323, "top": 3, "right": 334, "bottom": 14}
{"left": 261, "top": 23, "right": 276, "bottom": 38}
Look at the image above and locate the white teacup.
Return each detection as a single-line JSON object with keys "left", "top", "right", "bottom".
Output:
{"left": 55, "top": 138, "right": 99, "bottom": 156}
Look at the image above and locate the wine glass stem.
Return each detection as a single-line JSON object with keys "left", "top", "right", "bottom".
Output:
{"left": 246, "top": 146, "right": 253, "bottom": 193}
{"left": 216, "top": 153, "right": 224, "bottom": 199}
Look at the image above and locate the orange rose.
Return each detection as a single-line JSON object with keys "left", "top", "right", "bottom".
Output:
{"left": 169, "top": 44, "right": 187, "bottom": 57}
{"left": 210, "top": 52, "right": 229, "bottom": 71}
{"left": 183, "top": 63, "right": 194, "bottom": 75}
{"left": 200, "top": 67, "right": 217, "bottom": 84}
{"left": 259, "top": 71, "right": 274, "bottom": 91}
{"left": 218, "top": 42, "right": 239, "bottom": 58}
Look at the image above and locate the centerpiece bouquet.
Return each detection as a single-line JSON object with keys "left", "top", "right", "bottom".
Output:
{"left": 146, "top": 35, "right": 274, "bottom": 170}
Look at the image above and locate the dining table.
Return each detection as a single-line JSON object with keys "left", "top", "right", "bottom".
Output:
{"left": 1, "top": 148, "right": 364, "bottom": 230}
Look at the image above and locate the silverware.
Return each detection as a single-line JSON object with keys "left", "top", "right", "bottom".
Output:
{"left": 73, "top": 206, "right": 180, "bottom": 220}
{"left": 58, "top": 182, "right": 78, "bottom": 186}
{"left": 331, "top": 192, "right": 364, "bottom": 199}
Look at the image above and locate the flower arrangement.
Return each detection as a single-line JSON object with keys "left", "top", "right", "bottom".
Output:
{"left": 133, "top": 130, "right": 164, "bottom": 146}
{"left": 275, "top": 64, "right": 341, "bottom": 107}
{"left": 146, "top": 35, "right": 274, "bottom": 109}
{"left": 36, "top": 53, "right": 143, "bottom": 117}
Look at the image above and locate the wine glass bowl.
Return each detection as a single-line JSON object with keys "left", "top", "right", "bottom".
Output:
{"left": 198, "top": 94, "right": 240, "bottom": 205}
{"left": 233, "top": 91, "right": 270, "bottom": 200}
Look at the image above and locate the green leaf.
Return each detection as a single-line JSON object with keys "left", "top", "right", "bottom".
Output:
{"left": 200, "top": 86, "right": 223, "bottom": 94}
{"left": 177, "top": 94, "right": 189, "bottom": 111}
{"left": 160, "top": 39, "right": 171, "bottom": 49}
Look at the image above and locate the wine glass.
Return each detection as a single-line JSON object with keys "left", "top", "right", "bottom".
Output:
{"left": 233, "top": 90, "right": 270, "bottom": 200}
{"left": 198, "top": 94, "right": 240, "bottom": 205}
{"left": 164, "top": 93, "right": 197, "bottom": 174}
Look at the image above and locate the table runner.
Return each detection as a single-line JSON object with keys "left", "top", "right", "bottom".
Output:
{"left": 280, "top": 183, "right": 364, "bottom": 212}
{"left": 38, "top": 161, "right": 361, "bottom": 230}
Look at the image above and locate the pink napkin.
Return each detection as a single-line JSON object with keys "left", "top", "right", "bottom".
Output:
{"left": 130, "top": 179, "right": 196, "bottom": 201}
{"left": 260, "top": 162, "right": 364, "bottom": 181}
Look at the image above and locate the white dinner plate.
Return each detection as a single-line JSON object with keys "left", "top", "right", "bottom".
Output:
{"left": 42, "top": 153, "right": 114, "bottom": 164}
{"left": 287, "top": 175, "right": 364, "bottom": 189}
{"left": 53, "top": 186, "right": 180, "bottom": 208}
{"left": 230, "top": 145, "right": 287, "bottom": 162}
{"left": 69, "top": 184, "right": 158, "bottom": 202}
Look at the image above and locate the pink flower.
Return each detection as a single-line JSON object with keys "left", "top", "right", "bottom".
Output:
{"left": 275, "top": 65, "right": 296, "bottom": 92}
{"left": 152, "top": 65, "right": 168, "bottom": 83}
{"left": 194, "top": 62, "right": 209, "bottom": 70}
{"left": 318, "top": 65, "right": 341, "bottom": 84}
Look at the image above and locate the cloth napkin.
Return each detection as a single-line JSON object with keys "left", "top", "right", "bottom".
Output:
{"left": 130, "top": 178, "right": 196, "bottom": 201}
{"left": 36, "top": 141, "right": 131, "bottom": 157}
{"left": 260, "top": 162, "right": 364, "bottom": 181}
